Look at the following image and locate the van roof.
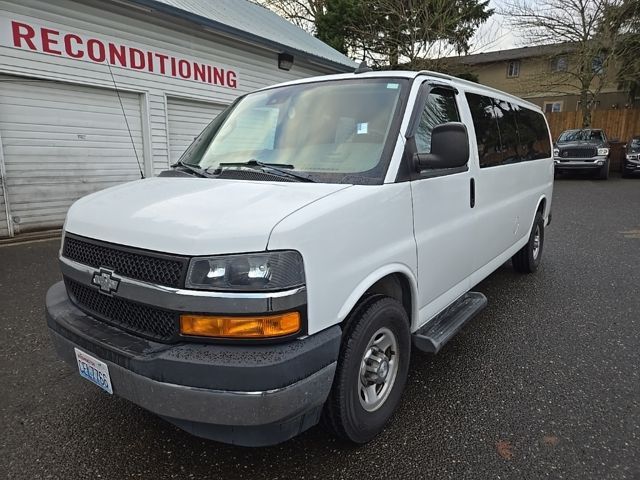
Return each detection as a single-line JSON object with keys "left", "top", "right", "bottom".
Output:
{"left": 263, "top": 70, "right": 542, "bottom": 111}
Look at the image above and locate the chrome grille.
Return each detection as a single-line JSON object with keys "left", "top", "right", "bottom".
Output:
{"left": 560, "top": 146, "right": 597, "bottom": 159}
{"left": 62, "top": 234, "right": 188, "bottom": 288}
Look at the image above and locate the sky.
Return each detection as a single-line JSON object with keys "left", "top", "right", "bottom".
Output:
{"left": 471, "top": 0, "right": 519, "bottom": 53}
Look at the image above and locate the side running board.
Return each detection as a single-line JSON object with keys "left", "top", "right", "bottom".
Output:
{"left": 412, "top": 292, "right": 487, "bottom": 354}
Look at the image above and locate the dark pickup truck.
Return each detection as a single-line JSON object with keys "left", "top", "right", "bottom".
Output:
{"left": 553, "top": 129, "right": 610, "bottom": 179}
{"left": 622, "top": 136, "right": 640, "bottom": 178}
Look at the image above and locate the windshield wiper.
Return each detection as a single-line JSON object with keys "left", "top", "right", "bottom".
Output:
{"left": 171, "top": 160, "right": 213, "bottom": 178}
{"left": 214, "top": 159, "right": 316, "bottom": 182}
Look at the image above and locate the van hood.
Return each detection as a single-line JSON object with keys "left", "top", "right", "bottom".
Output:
{"left": 65, "top": 177, "right": 351, "bottom": 255}
{"left": 557, "top": 140, "right": 605, "bottom": 147}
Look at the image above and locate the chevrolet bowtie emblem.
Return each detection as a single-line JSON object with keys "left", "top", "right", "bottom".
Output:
{"left": 92, "top": 268, "right": 121, "bottom": 295}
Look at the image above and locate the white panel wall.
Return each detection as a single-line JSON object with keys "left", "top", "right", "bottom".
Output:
{"left": 167, "top": 97, "right": 225, "bottom": 163}
{"left": 0, "top": 75, "right": 144, "bottom": 234}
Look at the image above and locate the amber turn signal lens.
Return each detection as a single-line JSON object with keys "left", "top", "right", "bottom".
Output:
{"left": 180, "top": 312, "right": 301, "bottom": 338}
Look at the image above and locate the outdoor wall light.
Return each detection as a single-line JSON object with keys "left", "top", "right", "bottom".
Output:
{"left": 278, "top": 52, "right": 294, "bottom": 71}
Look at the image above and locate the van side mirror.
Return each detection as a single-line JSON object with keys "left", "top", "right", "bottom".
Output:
{"left": 413, "top": 122, "right": 469, "bottom": 172}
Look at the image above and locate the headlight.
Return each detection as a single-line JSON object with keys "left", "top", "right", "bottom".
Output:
{"left": 553, "top": 148, "right": 559, "bottom": 157}
{"left": 186, "top": 251, "right": 305, "bottom": 291}
{"left": 597, "top": 148, "right": 609, "bottom": 156}
{"left": 627, "top": 154, "right": 638, "bottom": 160}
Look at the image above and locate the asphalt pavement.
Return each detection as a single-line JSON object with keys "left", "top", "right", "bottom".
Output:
{"left": 1, "top": 176, "right": 639, "bottom": 479}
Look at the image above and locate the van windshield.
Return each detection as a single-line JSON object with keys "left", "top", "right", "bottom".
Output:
{"left": 178, "top": 78, "right": 408, "bottom": 184}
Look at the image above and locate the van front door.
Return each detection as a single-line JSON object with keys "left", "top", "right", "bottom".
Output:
{"left": 408, "top": 84, "right": 478, "bottom": 326}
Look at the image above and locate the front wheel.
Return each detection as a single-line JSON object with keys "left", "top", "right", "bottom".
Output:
{"left": 512, "top": 211, "right": 545, "bottom": 273}
{"left": 322, "top": 296, "right": 411, "bottom": 444}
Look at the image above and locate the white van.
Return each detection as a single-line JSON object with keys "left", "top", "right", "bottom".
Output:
{"left": 46, "top": 69, "right": 553, "bottom": 446}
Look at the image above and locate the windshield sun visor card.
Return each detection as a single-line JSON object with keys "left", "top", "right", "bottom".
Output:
{"left": 357, "top": 122, "right": 368, "bottom": 135}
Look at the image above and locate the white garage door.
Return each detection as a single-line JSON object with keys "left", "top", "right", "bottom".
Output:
{"left": 167, "top": 97, "right": 225, "bottom": 163}
{"left": 0, "top": 75, "right": 144, "bottom": 236}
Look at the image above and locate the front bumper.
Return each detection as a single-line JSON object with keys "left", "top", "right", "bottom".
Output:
{"left": 554, "top": 156, "right": 607, "bottom": 170}
{"left": 46, "top": 281, "right": 340, "bottom": 446}
{"left": 623, "top": 159, "right": 640, "bottom": 173}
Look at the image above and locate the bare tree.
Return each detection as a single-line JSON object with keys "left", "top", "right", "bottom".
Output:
{"left": 602, "top": 0, "right": 640, "bottom": 104}
{"left": 501, "top": 0, "right": 624, "bottom": 127}
{"left": 256, "top": 0, "right": 325, "bottom": 32}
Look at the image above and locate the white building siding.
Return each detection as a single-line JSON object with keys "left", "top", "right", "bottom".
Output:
{"left": 0, "top": 74, "right": 144, "bottom": 234}
{"left": 0, "top": 0, "right": 344, "bottom": 237}
{"left": 167, "top": 97, "right": 225, "bottom": 163}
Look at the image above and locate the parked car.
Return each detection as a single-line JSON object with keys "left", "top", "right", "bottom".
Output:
{"left": 45, "top": 69, "right": 553, "bottom": 447}
{"left": 621, "top": 136, "right": 640, "bottom": 178}
{"left": 553, "top": 128, "right": 610, "bottom": 179}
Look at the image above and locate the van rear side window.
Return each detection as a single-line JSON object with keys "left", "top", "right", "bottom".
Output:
{"left": 512, "top": 104, "right": 552, "bottom": 160}
{"left": 466, "top": 93, "right": 551, "bottom": 167}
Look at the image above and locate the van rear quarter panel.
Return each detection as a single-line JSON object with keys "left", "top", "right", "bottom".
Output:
{"left": 267, "top": 183, "right": 417, "bottom": 335}
{"left": 472, "top": 159, "right": 553, "bottom": 269}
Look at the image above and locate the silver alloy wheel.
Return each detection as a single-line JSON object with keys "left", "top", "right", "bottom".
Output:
{"left": 358, "top": 326, "right": 399, "bottom": 412}
{"left": 532, "top": 224, "right": 541, "bottom": 260}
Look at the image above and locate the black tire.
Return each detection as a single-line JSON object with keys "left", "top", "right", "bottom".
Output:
{"left": 322, "top": 296, "right": 411, "bottom": 444}
{"left": 621, "top": 163, "right": 629, "bottom": 178}
{"left": 512, "top": 211, "right": 544, "bottom": 273}
{"left": 597, "top": 160, "right": 610, "bottom": 180}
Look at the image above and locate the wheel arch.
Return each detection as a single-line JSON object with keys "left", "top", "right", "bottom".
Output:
{"left": 336, "top": 265, "right": 418, "bottom": 331}
{"left": 536, "top": 196, "right": 547, "bottom": 217}
{"left": 527, "top": 195, "right": 548, "bottom": 235}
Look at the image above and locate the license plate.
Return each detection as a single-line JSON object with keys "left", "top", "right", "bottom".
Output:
{"left": 74, "top": 348, "right": 113, "bottom": 394}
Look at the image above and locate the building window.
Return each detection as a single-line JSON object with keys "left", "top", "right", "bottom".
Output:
{"left": 543, "top": 101, "right": 563, "bottom": 113}
{"left": 550, "top": 56, "right": 568, "bottom": 72}
{"left": 592, "top": 54, "right": 604, "bottom": 74}
{"left": 507, "top": 60, "right": 520, "bottom": 78}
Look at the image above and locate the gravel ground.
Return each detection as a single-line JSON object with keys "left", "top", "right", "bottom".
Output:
{"left": 1, "top": 176, "right": 639, "bottom": 479}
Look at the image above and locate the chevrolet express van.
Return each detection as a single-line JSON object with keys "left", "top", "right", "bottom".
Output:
{"left": 46, "top": 70, "right": 553, "bottom": 446}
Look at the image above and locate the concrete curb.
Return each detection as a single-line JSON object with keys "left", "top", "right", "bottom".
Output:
{"left": 0, "top": 229, "right": 62, "bottom": 247}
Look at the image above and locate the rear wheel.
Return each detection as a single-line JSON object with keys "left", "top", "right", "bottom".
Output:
{"left": 322, "top": 296, "right": 410, "bottom": 444}
{"left": 512, "top": 211, "right": 544, "bottom": 273}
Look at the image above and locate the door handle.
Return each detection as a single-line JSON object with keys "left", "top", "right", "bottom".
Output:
{"left": 470, "top": 178, "right": 475, "bottom": 208}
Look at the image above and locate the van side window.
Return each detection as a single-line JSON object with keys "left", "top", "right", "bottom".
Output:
{"left": 467, "top": 93, "right": 552, "bottom": 166}
{"left": 515, "top": 107, "right": 552, "bottom": 159}
{"left": 415, "top": 88, "right": 460, "bottom": 153}
{"left": 493, "top": 100, "right": 520, "bottom": 164}
{"left": 465, "top": 93, "right": 502, "bottom": 167}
